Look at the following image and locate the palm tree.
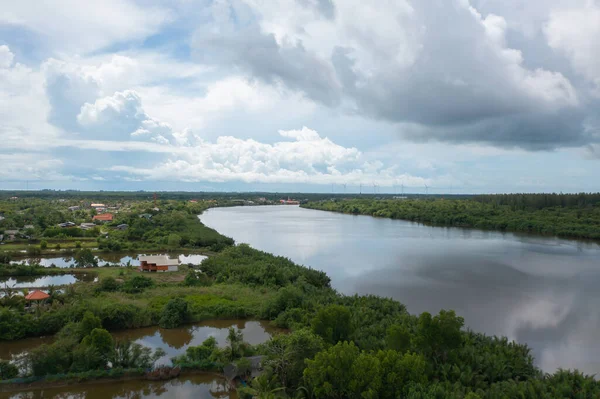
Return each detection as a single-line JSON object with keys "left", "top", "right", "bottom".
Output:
{"left": 242, "top": 374, "right": 286, "bottom": 399}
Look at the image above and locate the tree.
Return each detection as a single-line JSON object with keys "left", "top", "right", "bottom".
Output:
{"left": 264, "top": 329, "right": 325, "bottom": 389}
{"left": 74, "top": 248, "right": 97, "bottom": 268}
{"left": 159, "top": 298, "right": 188, "bottom": 329}
{"left": 386, "top": 324, "right": 411, "bottom": 353}
{"left": 311, "top": 304, "right": 352, "bottom": 344}
{"left": 121, "top": 275, "right": 154, "bottom": 294}
{"left": 79, "top": 311, "right": 102, "bottom": 338}
{"left": 227, "top": 327, "right": 244, "bottom": 360}
{"left": 111, "top": 340, "right": 165, "bottom": 369}
{"left": 99, "top": 277, "right": 119, "bottom": 292}
{"left": 0, "top": 360, "right": 18, "bottom": 380}
{"left": 40, "top": 240, "right": 48, "bottom": 250}
{"left": 167, "top": 233, "right": 182, "bottom": 247}
{"left": 75, "top": 241, "right": 82, "bottom": 249}
{"left": 81, "top": 328, "right": 114, "bottom": 359}
{"left": 413, "top": 310, "right": 464, "bottom": 363}
{"left": 304, "top": 341, "right": 361, "bottom": 399}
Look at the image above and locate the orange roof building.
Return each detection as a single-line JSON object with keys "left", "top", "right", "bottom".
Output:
{"left": 93, "top": 213, "right": 114, "bottom": 222}
{"left": 25, "top": 290, "right": 50, "bottom": 301}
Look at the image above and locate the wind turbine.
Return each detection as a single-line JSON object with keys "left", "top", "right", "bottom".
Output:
{"left": 424, "top": 184, "right": 429, "bottom": 196}
{"left": 359, "top": 183, "right": 363, "bottom": 195}
{"left": 372, "top": 182, "right": 378, "bottom": 194}
{"left": 342, "top": 183, "right": 347, "bottom": 194}
{"left": 401, "top": 183, "right": 405, "bottom": 195}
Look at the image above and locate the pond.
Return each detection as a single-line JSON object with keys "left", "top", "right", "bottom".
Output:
{"left": 0, "top": 320, "right": 283, "bottom": 372}
{"left": 0, "top": 274, "right": 96, "bottom": 288}
{"left": 9, "top": 253, "right": 208, "bottom": 268}
{"left": 0, "top": 374, "right": 234, "bottom": 399}
{"left": 201, "top": 205, "right": 600, "bottom": 375}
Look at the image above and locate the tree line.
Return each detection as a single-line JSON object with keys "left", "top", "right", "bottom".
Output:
{"left": 302, "top": 196, "right": 600, "bottom": 240}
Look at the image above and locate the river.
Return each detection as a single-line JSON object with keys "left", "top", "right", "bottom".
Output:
{"left": 201, "top": 205, "right": 600, "bottom": 375}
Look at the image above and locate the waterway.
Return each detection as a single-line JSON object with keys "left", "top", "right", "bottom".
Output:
{"left": 201, "top": 205, "right": 600, "bottom": 375}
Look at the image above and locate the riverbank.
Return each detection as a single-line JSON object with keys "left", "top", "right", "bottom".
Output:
{"left": 301, "top": 197, "right": 600, "bottom": 241}
{"left": 3, "top": 201, "right": 600, "bottom": 397}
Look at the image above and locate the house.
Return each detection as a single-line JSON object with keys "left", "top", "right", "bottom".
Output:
{"left": 80, "top": 223, "right": 97, "bottom": 230}
{"left": 0, "top": 215, "right": 5, "bottom": 221}
{"left": 116, "top": 224, "right": 128, "bottom": 230}
{"left": 4, "top": 230, "right": 18, "bottom": 240}
{"left": 23, "top": 224, "right": 35, "bottom": 230}
{"left": 68, "top": 206, "right": 80, "bottom": 211}
{"left": 91, "top": 203, "right": 106, "bottom": 209}
{"left": 58, "top": 222, "right": 76, "bottom": 228}
{"left": 139, "top": 213, "right": 152, "bottom": 220}
{"left": 138, "top": 255, "right": 179, "bottom": 272}
{"left": 152, "top": 207, "right": 160, "bottom": 212}
{"left": 93, "top": 213, "right": 114, "bottom": 222}
{"left": 223, "top": 356, "right": 265, "bottom": 382}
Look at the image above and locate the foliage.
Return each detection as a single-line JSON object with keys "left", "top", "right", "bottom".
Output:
{"left": 202, "top": 244, "right": 330, "bottom": 289}
{"left": 302, "top": 196, "right": 600, "bottom": 240}
{"left": 120, "top": 275, "right": 154, "bottom": 294}
{"left": 0, "top": 360, "right": 19, "bottom": 380}
{"left": 311, "top": 304, "right": 352, "bottom": 345}
{"left": 111, "top": 340, "right": 165, "bottom": 369}
{"left": 98, "top": 276, "right": 120, "bottom": 292}
{"left": 74, "top": 248, "right": 97, "bottom": 268}
{"left": 159, "top": 298, "right": 189, "bottom": 329}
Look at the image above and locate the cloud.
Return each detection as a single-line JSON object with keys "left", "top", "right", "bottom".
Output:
{"left": 105, "top": 126, "right": 427, "bottom": 186}
{"left": 1, "top": 0, "right": 171, "bottom": 54}
{"left": 545, "top": 3, "right": 600, "bottom": 91}
{"left": 0, "top": 45, "right": 14, "bottom": 68}
{"left": 192, "top": 0, "right": 597, "bottom": 149}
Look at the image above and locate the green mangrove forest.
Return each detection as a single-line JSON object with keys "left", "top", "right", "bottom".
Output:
{"left": 302, "top": 193, "right": 600, "bottom": 240}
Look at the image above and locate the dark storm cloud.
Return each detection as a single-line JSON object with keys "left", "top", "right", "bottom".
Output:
{"left": 195, "top": 0, "right": 600, "bottom": 150}
{"left": 193, "top": 26, "right": 341, "bottom": 107}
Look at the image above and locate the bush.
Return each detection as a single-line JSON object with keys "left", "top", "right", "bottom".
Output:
{"left": 40, "top": 240, "right": 48, "bottom": 250}
{"left": 159, "top": 298, "right": 189, "bottom": 329}
{"left": 120, "top": 275, "right": 154, "bottom": 294}
{"left": 99, "top": 277, "right": 119, "bottom": 292}
{"left": 0, "top": 360, "right": 19, "bottom": 380}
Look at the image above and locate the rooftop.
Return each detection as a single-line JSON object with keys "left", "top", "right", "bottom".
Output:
{"left": 138, "top": 255, "right": 179, "bottom": 266}
{"left": 93, "top": 213, "right": 114, "bottom": 221}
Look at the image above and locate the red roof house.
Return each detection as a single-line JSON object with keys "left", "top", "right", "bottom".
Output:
{"left": 93, "top": 213, "right": 114, "bottom": 222}
{"left": 25, "top": 290, "right": 50, "bottom": 301}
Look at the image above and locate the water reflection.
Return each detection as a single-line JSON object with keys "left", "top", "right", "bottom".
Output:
{"left": 111, "top": 320, "right": 283, "bottom": 366}
{"left": 10, "top": 253, "right": 207, "bottom": 269}
{"left": 0, "top": 374, "right": 235, "bottom": 399}
{"left": 0, "top": 274, "right": 94, "bottom": 288}
{"left": 201, "top": 205, "right": 600, "bottom": 374}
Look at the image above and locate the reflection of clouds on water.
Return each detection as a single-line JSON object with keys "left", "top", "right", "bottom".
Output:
{"left": 203, "top": 206, "right": 600, "bottom": 374}
{"left": 110, "top": 320, "right": 277, "bottom": 367}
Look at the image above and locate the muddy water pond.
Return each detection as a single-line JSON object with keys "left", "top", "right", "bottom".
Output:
{"left": 0, "top": 374, "right": 235, "bottom": 399}
{"left": 10, "top": 253, "right": 207, "bottom": 268}
{"left": 0, "top": 320, "right": 283, "bottom": 371}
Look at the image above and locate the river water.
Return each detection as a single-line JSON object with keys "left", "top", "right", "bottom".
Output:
{"left": 201, "top": 205, "right": 600, "bottom": 375}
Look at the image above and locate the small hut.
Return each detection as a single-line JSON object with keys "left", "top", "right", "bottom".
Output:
{"left": 25, "top": 290, "right": 49, "bottom": 302}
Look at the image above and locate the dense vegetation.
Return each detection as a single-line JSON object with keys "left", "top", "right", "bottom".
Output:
{"left": 303, "top": 193, "right": 600, "bottom": 240}
{"left": 0, "top": 197, "right": 234, "bottom": 257}
{"left": 1, "top": 194, "right": 599, "bottom": 397}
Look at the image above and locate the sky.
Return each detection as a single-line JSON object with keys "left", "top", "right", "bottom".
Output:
{"left": 1, "top": 0, "right": 599, "bottom": 194}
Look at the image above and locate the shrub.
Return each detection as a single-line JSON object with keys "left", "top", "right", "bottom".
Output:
{"left": 40, "top": 240, "right": 48, "bottom": 250}
{"left": 0, "top": 360, "right": 19, "bottom": 380}
{"left": 120, "top": 275, "right": 154, "bottom": 294}
{"left": 99, "top": 277, "right": 119, "bottom": 292}
{"left": 159, "top": 298, "right": 189, "bottom": 329}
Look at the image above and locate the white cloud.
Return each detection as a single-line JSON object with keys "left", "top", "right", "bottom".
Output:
{"left": 0, "top": 45, "right": 15, "bottom": 68}
{"left": 545, "top": 2, "right": 600, "bottom": 90}
{"left": 105, "top": 126, "right": 428, "bottom": 186}
{"left": 1, "top": 0, "right": 171, "bottom": 54}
